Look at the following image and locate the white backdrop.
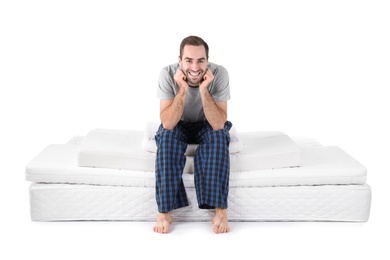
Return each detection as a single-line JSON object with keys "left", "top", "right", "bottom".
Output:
{"left": 1, "top": 0, "right": 389, "bottom": 259}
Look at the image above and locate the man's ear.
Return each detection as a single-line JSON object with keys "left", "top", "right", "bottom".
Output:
{"left": 178, "top": 56, "right": 182, "bottom": 66}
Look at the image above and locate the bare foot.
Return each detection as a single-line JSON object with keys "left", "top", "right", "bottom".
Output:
{"left": 153, "top": 213, "right": 173, "bottom": 234}
{"left": 212, "top": 208, "right": 230, "bottom": 234}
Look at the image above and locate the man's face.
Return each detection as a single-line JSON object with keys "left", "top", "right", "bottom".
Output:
{"left": 179, "top": 45, "right": 208, "bottom": 86}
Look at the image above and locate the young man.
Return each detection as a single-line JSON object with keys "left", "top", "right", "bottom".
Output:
{"left": 154, "top": 36, "right": 232, "bottom": 234}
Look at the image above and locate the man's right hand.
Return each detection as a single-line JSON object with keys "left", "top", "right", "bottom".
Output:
{"left": 174, "top": 68, "right": 189, "bottom": 91}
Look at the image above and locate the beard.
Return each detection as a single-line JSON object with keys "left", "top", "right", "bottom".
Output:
{"left": 185, "top": 69, "right": 205, "bottom": 86}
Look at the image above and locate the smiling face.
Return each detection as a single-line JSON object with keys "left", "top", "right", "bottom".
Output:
{"left": 179, "top": 45, "right": 209, "bottom": 86}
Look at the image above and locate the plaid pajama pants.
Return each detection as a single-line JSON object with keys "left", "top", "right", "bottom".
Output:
{"left": 155, "top": 120, "right": 232, "bottom": 213}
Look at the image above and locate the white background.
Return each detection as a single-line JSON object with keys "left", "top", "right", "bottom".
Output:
{"left": 1, "top": 0, "right": 389, "bottom": 259}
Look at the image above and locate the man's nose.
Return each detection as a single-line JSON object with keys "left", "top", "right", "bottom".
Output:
{"left": 190, "top": 62, "right": 199, "bottom": 71}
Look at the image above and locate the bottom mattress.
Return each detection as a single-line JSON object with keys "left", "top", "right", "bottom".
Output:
{"left": 29, "top": 183, "right": 371, "bottom": 222}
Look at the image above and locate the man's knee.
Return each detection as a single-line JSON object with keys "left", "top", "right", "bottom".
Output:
{"left": 206, "top": 121, "right": 232, "bottom": 144}
{"left": 155, "top": 123, "right": 187, "bottom": 147}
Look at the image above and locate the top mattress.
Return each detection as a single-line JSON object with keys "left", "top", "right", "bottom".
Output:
{"left": 76, "top": 129, "right": 302, "bottom": 172}
{"left": 25, "top": 136, "right": 367, "bottom": 188}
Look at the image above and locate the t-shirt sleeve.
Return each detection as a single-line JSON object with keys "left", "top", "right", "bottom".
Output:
{"left": 211, "top": 66, "right": 231, "bottom": 102}
{"left": 157, "top": 67, "right": 175, "bottom": 100}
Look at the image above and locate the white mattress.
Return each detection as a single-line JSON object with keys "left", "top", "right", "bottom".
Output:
{"left": 29, "top": 183, "right": 371, "bottom": 222}
{"left": 77, "top": 129, "right": 302, "bottom": 172}
{"left": 25, "top": 139, "right": 367, "bottom": 188}
{"left": 26, "top": 133, "right": 371, "bottom": 222}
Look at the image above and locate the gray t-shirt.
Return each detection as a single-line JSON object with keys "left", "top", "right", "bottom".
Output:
{"left": 157, "top": 62, "right": 230, "bottom": 122}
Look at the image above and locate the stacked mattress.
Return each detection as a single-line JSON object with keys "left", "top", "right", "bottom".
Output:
{"left": 25, "top": 123, "right": 371, "bottom": 222}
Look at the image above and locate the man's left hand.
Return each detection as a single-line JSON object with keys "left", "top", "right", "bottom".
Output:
{"left": 199, "top": 68, "right": 214, "bottom": 90}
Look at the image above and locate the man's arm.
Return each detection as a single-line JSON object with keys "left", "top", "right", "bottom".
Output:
{"left": 160, "top": 90, "right": 186, "bottom": 130}
{"left": 160, "top": 69, "right": 188, "bottom": 130}
{"left": 200, "top": 89, "right": 227, "bottom": 130}
{"left": 199, "top": 68, "right": 228, "bottom": 130}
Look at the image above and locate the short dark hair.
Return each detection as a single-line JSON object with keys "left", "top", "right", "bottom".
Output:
{"left": 179, "top": 36, "right": 209, "bottom": 60}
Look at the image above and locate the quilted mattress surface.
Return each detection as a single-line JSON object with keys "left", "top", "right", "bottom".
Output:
{"left": 29, "top": 183, "right": 371, "bottom": 222}
{"left": 25, "top": 138, "right": 367, "bottom": 188}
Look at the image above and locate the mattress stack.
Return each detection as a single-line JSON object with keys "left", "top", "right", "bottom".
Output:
{"left": 25, "top": 122, "right": 371, "bottom": 222}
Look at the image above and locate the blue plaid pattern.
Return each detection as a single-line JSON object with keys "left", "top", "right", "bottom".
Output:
{"left": 155, "top": 120, "right": 232, "bottom": 213}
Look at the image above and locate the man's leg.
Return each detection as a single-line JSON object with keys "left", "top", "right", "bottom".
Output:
{"left": 194, "top": 121, "right": 232, "bottom": 233}
{"left": 154, "top": 122, "right": 188, "bottom": 233}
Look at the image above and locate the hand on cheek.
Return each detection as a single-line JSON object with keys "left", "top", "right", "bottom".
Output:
{"left": 174, "top": 66, "right": 189, "bottom": 90}
{"left": 200, "top": 68, "right": 214, "bottom": 90}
